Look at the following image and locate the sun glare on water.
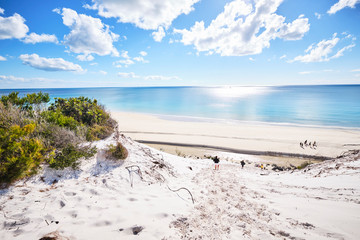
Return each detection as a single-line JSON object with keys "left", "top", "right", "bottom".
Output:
{"left": 211, "top": 86, "right": 272, "bottom": 99}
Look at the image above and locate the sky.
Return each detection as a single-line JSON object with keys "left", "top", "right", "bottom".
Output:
{"left": 0, "top": 0, "right": 360, "bottom": 89}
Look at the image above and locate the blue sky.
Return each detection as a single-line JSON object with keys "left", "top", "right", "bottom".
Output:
{"left": 0, "top": 0, "right": 359, "bottom": 88}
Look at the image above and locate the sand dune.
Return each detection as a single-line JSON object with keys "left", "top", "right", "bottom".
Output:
{"left": 1, "top": 132, "right": 360, "bottom": 239}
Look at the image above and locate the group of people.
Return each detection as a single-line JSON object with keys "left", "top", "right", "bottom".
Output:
{"left": 300, "top": 140, "right": 317, "bottom": 149}
{"left": 212, "top": 156, "right": 246, "bottom": 170}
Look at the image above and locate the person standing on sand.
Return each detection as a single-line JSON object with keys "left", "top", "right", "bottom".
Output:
{"left": 240, "top": 160, "right": 245, "bottom": 169}
{"left": 213, "top": 156, "right": 220, "bottom": 170}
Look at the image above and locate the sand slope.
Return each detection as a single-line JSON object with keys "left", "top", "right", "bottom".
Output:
{"left": 0, "top": 135, "right": 359, "bottom": 239}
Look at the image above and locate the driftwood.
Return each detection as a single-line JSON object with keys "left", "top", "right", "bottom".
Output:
{"left": 125, "top": 165, "right": 143, "bottom": 187}
{"left": 167, "top": 186, "right": 195, "bottom": 204}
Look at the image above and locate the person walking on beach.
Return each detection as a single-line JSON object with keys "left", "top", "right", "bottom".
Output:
{"left": 213, "top": 156, "right": 220, "bottom": 170}
{"left": 240, "top": 160, "right": 245, "bottom": 169}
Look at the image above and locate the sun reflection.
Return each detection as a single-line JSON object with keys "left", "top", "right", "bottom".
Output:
{"left": 211, "top": 86, "right": 272, "bottom": 98}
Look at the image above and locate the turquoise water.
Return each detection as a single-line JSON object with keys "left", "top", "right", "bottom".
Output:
{"left": 1, "top": 85, "right": 360, "bottom": 128}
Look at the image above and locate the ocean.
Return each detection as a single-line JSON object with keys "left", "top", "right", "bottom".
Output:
{"left": 1, "top": 85, "right": 360, "bottom": 128}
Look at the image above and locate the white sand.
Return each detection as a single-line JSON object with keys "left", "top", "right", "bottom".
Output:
{"left": 1, "top": 133, "right": 360, "bottom": 239}
{"left": 111, "top": 111, "right": 360, "bottom": 159}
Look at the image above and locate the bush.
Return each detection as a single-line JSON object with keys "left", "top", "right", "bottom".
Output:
{"left": 0, "top": 123, "right": 52, "bottom": 184}
{"left": 0, "top": 92, "right": 117, "bottom": 185}
{"left": 0, "top": 102, "right": 26, "bottom": 128}
{"left": 297, "top": 161, "right": 312, "bottom": 170}
{"left": 0, "top": 91, "right": 50, "bottom": 111}
{"left": 49, "top": 97, "right": 110, "bottom": 126}
{"left": 106, "top": 142, "right": 128, "bottom": 160}
{"left": 47, "top": 144, "right": 97, "bottom": 170}
{"left": 86, "top": 124, "right": 114, "bottom": 141}
{"left": 41, "top": 110, "right": 80, "bottom": 131}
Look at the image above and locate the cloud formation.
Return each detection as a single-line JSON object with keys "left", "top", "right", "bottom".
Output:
{"left": 0, "top": 55, "right": 7, "bottom": 61}
{"left": 19, "top": 53, "right": 84, "bottom": 72}
{"left": 117, "top": 72, "right": 140, "bottom": 78}
{"left": 290, "top": 33, "right": 355, "bottom": 63}
{"left": 85, "top": 0, "right": 199, "bottom": 30}
{"left": 22, "top": 33, "right": 58, "bottom": 44}
{"left": 152, "top": 27, "right": 166, "bottom": 42}
{"left": 0, "top": 8, "right": 59, "bottom": 44}
{"left": 328, "top": 0, "right": 360, "bottom": 14}
{"left": 174, "top": 0, "right": 310, "bottom": 56}
{"left": 117, "top": 72, "right": 180, "bottom": 81}
{"left": 114, "top": 51, "right": 149, "bottom": 68}
{"left": 58, "top": 8, "right": 119, "bottom": 59}
{"left": 0, "top": 11, "right": 29, "bottom": 40}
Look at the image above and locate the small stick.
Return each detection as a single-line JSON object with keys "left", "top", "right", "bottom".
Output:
{"left": 167, "top": 186, "right": 195, "bottom": 204}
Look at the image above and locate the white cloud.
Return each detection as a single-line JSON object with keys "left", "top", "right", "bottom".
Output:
{"left": 328, "top": 0, "right": 360, "bottom": 14}
{"left": 121, "top": 51, "right": 130, "bottom": 59}
{"left": 298, "top": 71, "right": 312, "bottom": 75}
{"left": 0, "top": 10, "right": 59, "bottom": 44}
{"left": 249, "top": 57, "right": 255, "bottom": 61}
{"left": 99, "top": 70, "right": 107, "bottom": 75}
{"left": 114, "top": 51, "right": 149, "bottom": 67}
{"left": 315, "top": 12, "right": 321, "bottom": 19}
{"left": 0, "top": 75, "right": 26, "bottom": 82}
{"left": 52, "top": 8, "right": 61, "bottom": 14}
{"left": 144, "top": 75, "right": 181, "bottom": 81}
{"left": 85, "top": 0, "right": 200, "bottom": 30}
{"left": 22, "top": 33, "right": 58, "bottom": 44}
{"left": 114, "top": 59, "right": 135, "bottom": 68}
{"left": 58, "top": 8, "right": 119, "bottom": 58}
{"left": 280, "top": 54, "right": 286, "bottom": 59}
{"left": 174, "top": 0, "right": 310, "bottom": 56}
{"left": 19, "top": 53, "right": 84, "bottom": 72}
{"left": 0, "top": 55, "right": 6, "bottom": 61}
{"left": 0, "top": 75, "right": 59, "bottom": 84}
{"left": 133, "top": 56, "right": 149, "bottom": 63}
{"left": 299, "top": 69, "right": 335, "bottom": 75}
{"left": 0, "top": 12, "right": 29, "bottom": 40}
{"left": 290, "top": 33, "right": 355, "bottom": 63}
{"left": 77, "top": 54, "right": 95, "bottom": 61}
{"left": 152, "top": 27, "right": 165, "bottom": 42}
{"left": 117, "top": 72, "right": 180, "bottom": 81}
{"left": 351, "top": 69, "right": 360, "bottom": 72}
{"left": 117, "top": 72, "right": 140, "bottom": 78}
{"left": 330, "top": 43, "right": 355, "bottom": 59}
{"left": 139, "top": 51, "right": 147, "bottom": 57}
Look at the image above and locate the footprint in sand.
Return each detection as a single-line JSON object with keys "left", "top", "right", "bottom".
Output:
{"left": 89, "top": 189, "right": 99, "bottom": 195}
{"left": 64, "top": 192, "right": 77, "bottom": 196}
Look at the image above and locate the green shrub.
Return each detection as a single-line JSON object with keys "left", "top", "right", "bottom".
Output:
{"left": 0, "top": 123, "right": 51, "bottom": 184}
{"left": 47, "top": 144, "right": 97, "bottom": 170}
{"left": 0, "top": 91, "right": 50, "bottom": 111}
{"left": 49, "top": 97, "right": 110, "bottom": 126}
{"left": 297, "top": 161, "right": 312, "bottom": 170}
{"left": 86, "top": 124, "right": 114, "bottom": 141}
{"left": 41, "top": 110, "right": 80, "bottom": 131}
{"left": 0, "top": 92, "right": 117, "bottom": 185}
{"left": 106, "top": 142, "right": 128, "bottom": 160}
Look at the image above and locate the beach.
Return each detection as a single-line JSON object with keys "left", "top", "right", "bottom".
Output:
{"left": 111, "top": 111, "right": 360, "bottom": 162}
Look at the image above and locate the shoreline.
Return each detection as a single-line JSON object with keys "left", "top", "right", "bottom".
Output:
{"left": 136, "top": 140, "right": 330, "bottom": 160}
{"left": 111, "top": 111, "right": 360, "bottom": 162}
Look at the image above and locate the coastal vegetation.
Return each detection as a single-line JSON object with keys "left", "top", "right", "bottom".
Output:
{"left": 105, "top": 142, "right": 128, "bottom": 160}
{"left": 0, "top": 92, "right": 117, "bottom": 186}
